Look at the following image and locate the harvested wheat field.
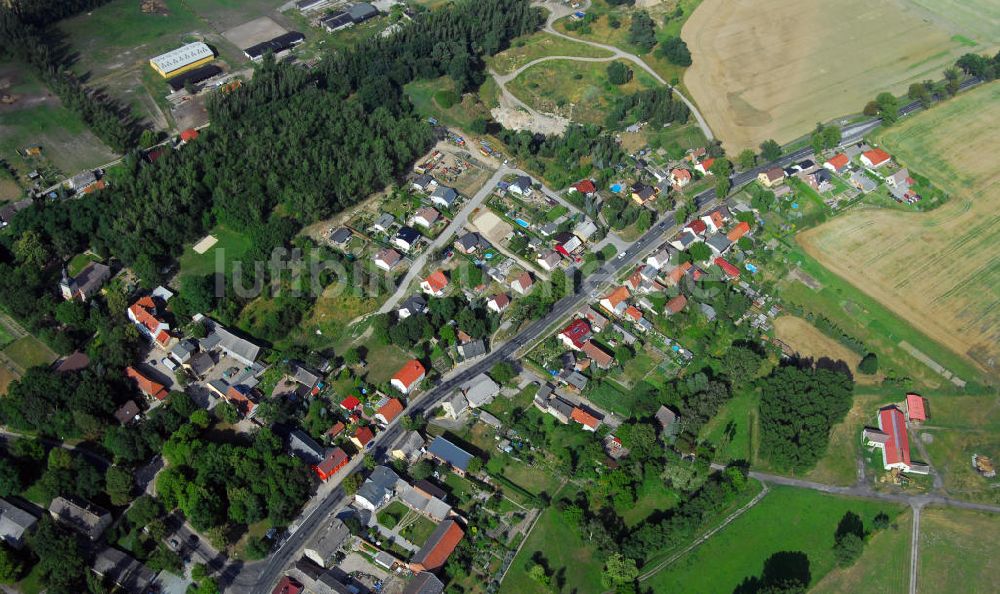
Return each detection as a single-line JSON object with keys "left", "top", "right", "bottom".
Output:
{"left": 682, "top": 0, "right": 984, "bottom": 149}
{"left": 798, "top": 83, "right": 1000, "bottom": 380}
{"left": 773, "top": 316, "right": 879, "bottom": 384}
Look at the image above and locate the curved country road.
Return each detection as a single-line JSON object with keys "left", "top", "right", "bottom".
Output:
{"left": 524, "top": 0, "right": 714, "bottom": 140}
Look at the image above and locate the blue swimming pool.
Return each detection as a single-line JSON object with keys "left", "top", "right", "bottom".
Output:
{"left": 791, "top": 202, "right": 799, "bottom": 209}
{"left": 515, "top": 218, "right": 530, "bottom": 228}
{"left": 610, "top": 183, "right": 622, "bottom": 193}
{"left": 745, "top": 263, "right": 758, "bottom": 273}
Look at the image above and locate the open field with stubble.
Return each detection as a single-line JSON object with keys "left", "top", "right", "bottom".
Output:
{"left": 798, "top": 83, "right": 1000, "bottom": 382}
{"left": 918, "top": 507, "right": 1000, "bottom": 594}
{"left": 682, "top": 0, "right": 989, "bottom": 149}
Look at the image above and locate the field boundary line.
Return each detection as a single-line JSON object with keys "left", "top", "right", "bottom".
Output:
{"left": 638, "top": 481, "right": 770, "bottom": 582}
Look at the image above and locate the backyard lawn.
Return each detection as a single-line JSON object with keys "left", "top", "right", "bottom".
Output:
{"left": 377, "top": 501, "right": 410, "bottom": 530}
{"left": 178, "top": 225, "right": 252, "bottom": 279}
{"left": 400, "top": 515, "right": 437, "bottom": 547}
{"left": 643, "top": 486, "right": 906, "bottom": 593}
{"left": 3, "top": 335, "right": 58, "bottom": 371}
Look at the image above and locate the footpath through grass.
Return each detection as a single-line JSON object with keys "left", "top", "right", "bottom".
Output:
{"left": 643, "top": 486, "right": 906, "bottom": 593}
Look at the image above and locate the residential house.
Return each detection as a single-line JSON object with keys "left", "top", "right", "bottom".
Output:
{"left": 574, "top": 219, "right": 599, "bottom": 242}
{"left": 351, "top": 426, "right": 375, "bottom": 450}
{"left": 187, "top": 351, "right": 215, "bottom": 378}
{"left": 646, "top": 247, "right": 674, "bottom": 271}
{"left": 430, "top": 186, "right": 458, "bottom": 209}
{"left": 404, "top": 572, "right": 445, "bottom": 594}
{"left": 397, "top": 294, "right": 427, "bottom": 319}
{"left": 426, "top": 437, "right": 474, "bottom": 476}
{"left": 314, "top": 448, "right": 350, "bottom": 481}
{"left": 861, "top": 148, "right": 891, "bottom": 168}
{"left": 201, "top": 318, "right": 262, "bottom": 366}
{"left": 399, "top": 483, "right": 452, "bottom": 523}
{"left": 536, "top": 249, "right": 562, "bottom": 271}
{"left": 113, "top": 400, "right": 140, "bottom": 425}
{"left": 804, "top": 168, "right": 833, "bottom": 192}
{"left": 687, "top": 147, "right": 707, "bottom": 163}
{"left": 655, "top": 405, "right": 680, "bottom": 440}
{"left": 292, "top": 364, "right": 322, "bottom": 396}
{"left": 581, "top": 340, "right": 614, "bottom": 369}
{"left": 408, "top": 519, "right": 464, "bottom": 573}
{"left": 665, "top": 261, "right": 693, "bottom": 285}
{"left": 289, "top": 429, "right": 326, "bottom": 465}
{"left": 49, "top": 497, "right": 112, "bottom": 540}
{"left": 441, "top": 392, "right": 469, "bottom": 419}
{"left": 630, "top": 182, "right": 656, "bottom": 205}
{"left": 572, "top": 179, "right": 596, "bottom": 196}
{"left": 701, "top": 207, "right": 729, "bottom": 234}
{"left": 599, "top": 286, "right": 630, "bottom": 317}
{"left": 272, "top": 576, "right": 304, "bottom": 594}
{"left": 487, "top": 293, "right": 510, "bottom": 314}
{"left": 510, "top": 271, "right": 534, "bottom": 295}
{"left": 413, "top": 207, "right": 440, "bottom": 228}
{"left": 92, "top": 547, "right": 156, "bottom": 593}
{"left": 700, "top": 302, "right": 717, "bottom": 321}
{"left": 60, "top": 262, "right": 111, "bottom": 301}
{"left": 542, "top": 397, "right": 574, "bottom": 424}
{"left": 53, "top": 351, "right": 90, "bottom": 374}
{"left": 579, "top": 306, "right": 609, "bottom": 332}
{"left": 0, "top": 498, "right": 37, "bottom": 549}
{"left": 554, "top": 234, "right": 582, "bottom": 257}
{"left": 411, "top": 174, "right": 437, "bottom": 192}
{"left": 906, "top": 393, "right": 927, "bottom": 422}
{"left": 68, "top": 170, "right": 97, "bottom": 191}
{"left": 463, "top": 374, "right": 500, "bottom": 408}
{"left": 372, "top": 213, "right": 396, "bottom": 234}
{"left": 706, "top": 233, "right": 732, "bottom": 255}
{"left": 304, "top": 518, "right": 350, "bottom": 568}
{"left": 391, "top": 359, "right": 426, "bottom": 394}
{"left": 665, "top": 294, "right": 687, "bottom": 316}
{"left": 392, "top": 431, "right": 426, "bottom": 462}
{"left": 375, "top": 398, "right": 404, "bottom": 425}
{"left": 456, "top": 339, "right": 486, "bottom": 361}
{"left": 420, "top": 270, "right": 449, "bottom": 297}
{"left": 454, "top": 232, "right": 483, "bottom": 255}
{"left": 560, "top": 370, "right": 588, "bottom": 391}
{"left": 669, "top": 229, "right": 700, "bottom": 251}
{"left": 715, "top": 257, "right": 741, "bottom": 278}
{"left": 571, "top": 407, "right": 600, "bottom": 431}
{"left": 686, "top": 218, "right": 708, "bottom": 237}
{"left": 223, "top": 385, "right": 258, "bottom": 418}
{"left": 670, "top": 168, "right": 692, "bottom": 189}
{"left": 125, "top": 366, "right": 168, "bottom": 401}
{"left": 478, "top": 411, "right": 502, "bottom": 430}
{"left": 849, "top": 171, "right": 877, "bottom": 193}
{"left": 757, "top": 167, "right": 785, "bottom": 188}
{"left": 326, "top": 421, "right": 345, "bottom": 440}
{"left": 509, "top": 175, "right": 533, "bottom": 196}
{"left": 355, "top": 466, "right": 401, "bottom": 511}
{"left": 170, "top": 340, "right": 196, "bottom": 364}
{"left": 393, "top": 226, "right": 421, "bottom": 252}
{"left": 127, "top": 296, "right": 171, "bottom": 347}
{"left": 559, "top": 318, "right": 592, "bottom": 350}
{"left": 373, "top": 247, "right": 402, "bottom": 272}
{"left": 329, "top": 227, "right": 353, "bottom": 247}
{"left": 695, "top": 158, "right": 715, "bottom": 175}
{"left": 824, "top": 153, "right": 850, "bottom": 173}
{"left": 340, "top": 396, "right": 361, "bottom": 412}
{"left": 886, "top": 168, "right": 911, "bottom": 188}
{"left": 727, "top": 221, "right": 751, "bottom": 242}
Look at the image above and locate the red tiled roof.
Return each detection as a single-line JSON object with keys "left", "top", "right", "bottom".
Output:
{"left": 340, "top": 396, "right": 361, "bottom": 410}
{"left": 700, "top": 158, "right": 715, "bottom": 172}
{"left": 906, "top": 394, "right": 927, "bottom": 422}
{"left": 411, "top": 520, "right": 464, "bottom": 572}
{"left": 271, "top": 576, "right": 303, "bottom": 594}
{"left": 709, "top": 210, "right": 725, "bottom": 229}
{"left": 327, "top": 421, "right": 346, "bottom": 438}
{"left": 581, "top": 340, "right": 614, "bottom": 368}
{"left": 489, "top": 293, "right": 510, "bottom": 310}
{"left": 392, "top": 359, "right": 426, "bottom": 390}
{"left": 571, "top": 407, "right": 599, "bottom": 428}
{"left": 727, "top": 221, "right": 751, "bottom": 242}
{"left": 155, "top": 329, "right": 172, "bottom": 345}
{"left": 878, "top": 406, "right": 911, "bottom": 466}
{"left": 671, "top": 168, "right": 691, "bottom": 182}
{"left": 826, "top": 153, "right": 849, "bottom": 171}
{"left": 560, "top": 319, "right": 592, "bottom": 348}
{"left": 687, "top": 219, "right": 707, "bottom": 235}
{"left": 602, "top": 286, "right": 630, "bottom": 310}
{"left": 624, "top": 305, "right": 642, "bottom": 321}
{"left": 862, "top": 148, "right": 891, "bottom": 166}
{"left": 128, "top": 297, "right": 164, "bottom": 335}
{"left": 423, "top": 270, "right": 449, "bottom": 293}
{"left": 226, "top": 385, "right": 256, "bottom": 415}
{"left": 665, "top": 294, "right": 687, "bottom": 314}
{"left": 314, "top": 447, "right": 350, "bottom": 481}
{"left": 125, "top": 366, "right": 168, "bottom": 400}
{"left": 353, "top": 426, "right": 375, "bottom": 447}
{"left": 667, "top": 261, "right": 692, "bottom": 285}
{"left": 180, "top": 128, "right": 199, "bottom": 142}
{"left": 377, "top": 398, "right": 404, "bottom": 423}
{"left": 512, "top": 271, "right": 533, "bottom": 290}
{"left": 715, "top": 257, "right": 741, "bottom": 278}
{"left": 574, "top": 179, "right": 596, "bottom": 194}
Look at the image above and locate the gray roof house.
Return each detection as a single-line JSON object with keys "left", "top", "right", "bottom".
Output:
{"left": 655, "top": 405, "right": 680, "bottom": 439}
{"left": 289, "top": 429, "right": 326, "bottom": 465}
{"left": 706, "top": 233, "right": 732, "bottom": 255}
{"left": 411, "top": 174, "right": 436, "bottom": 192}
{"left": 427, "top": 436, "right": 474, "bottom": 475}
{"left": 92, "top": 547, "right": 156, "bottom": 593}
{"left": 68, "top": 170, "right": 97, "bottom": 190}
{"left": 404, "top": 572, "right": 445, "bottom": 594}
{"left": 462, "top": 373, "right": 500, "bottom": 408}
{"left": 850, "top": 171, "right": 877, "bottom": 193}
{"left": 0, "top": 498, "right": 37, "bottom": 549}
{"left": 456, "top": 338, "right": 486, "bottom": 361}
{"left": 560, "top": 370, "right": 588, "bottom": 391}
{"left": 347, "top": 2, "right": 378, "bottom": 23}
{"left": 430, "top": 186, "right": 458, "bottom": 209}
{"left": 391, "top": 430, "right": 426, "bottom": 462}
{"left": 547, "top": 397, "right": 575, "bottom": 424}
{"left": 441, "top": 392, "right": 469, "bottom": 420}
{"left": 397, "top": 294, "right": 427, "bottom": 319}
{"left": 202, "top": 319, "right": 261, "bottom": 366}
{"left": 355, "top": 466, "right": 402, "bottom": 511}
{"left": 372, "top": 213, "right": 396, "bottom": 234}
{"left": 304, "top": 518, "right": 351, "bottom": 568}
{"left": 170, "top": 339, "right": 197, "bottom": 364}
{"left": 509, "top": 175, "right": 533, "bottom": 195}
{"left": 49, "top": 497, "right": 112, "bottom": 540}
{"left": 329, "top": 226, "right": 353, "bottom": 246}
{"left": 399, "top": 483, "right": 452, "bottom": 522}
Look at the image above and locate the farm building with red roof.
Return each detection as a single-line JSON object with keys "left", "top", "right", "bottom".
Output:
{"left": 391, "top": 359, "right": 426, "bottom": 394}
{"left": 864, "top": 405, "right": 929, "bottom": 474}
{"left": 409, "top": 519, "right": 464, "bottom": 572}
{"left": 906, "top": 393, "right": 927, "bottom": 422}
{"left": 571, "top": 407, "right": 600, "bottom": 431}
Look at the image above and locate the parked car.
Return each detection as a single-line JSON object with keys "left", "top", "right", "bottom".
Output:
{"left": 162, "top": 358, "right": 179, "bottom": 371}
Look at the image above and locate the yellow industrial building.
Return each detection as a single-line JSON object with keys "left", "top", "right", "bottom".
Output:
{"left": 149, "top": 42, "right": 215, "bottom": 78}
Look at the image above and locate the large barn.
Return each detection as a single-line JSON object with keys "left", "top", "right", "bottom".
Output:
{"left": 149, "top": 42, "right": 214, "bottom": 78}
